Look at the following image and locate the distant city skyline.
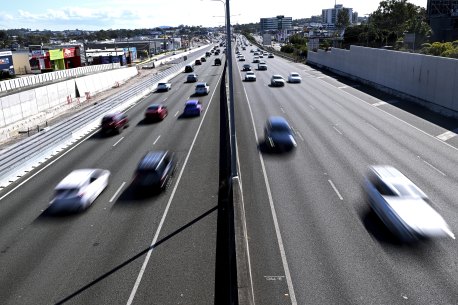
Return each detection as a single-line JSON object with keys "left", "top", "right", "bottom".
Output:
{"left": 0, "top": 0, "right": 427, "bottom": 31}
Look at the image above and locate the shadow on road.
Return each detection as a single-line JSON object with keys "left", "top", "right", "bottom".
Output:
{"left": 53, "top": 205, "right": 218, "bottom": 305}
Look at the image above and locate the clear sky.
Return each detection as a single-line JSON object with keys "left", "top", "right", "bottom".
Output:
{"left": 0, "top": 0, "right": 427, "bottom": 31}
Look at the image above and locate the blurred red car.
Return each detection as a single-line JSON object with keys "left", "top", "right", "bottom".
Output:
{"left": 101, "top": 112, "right": 129, "bottom": 134}
{"left": 145, "top": 104, "right": 168, "bottom": 121}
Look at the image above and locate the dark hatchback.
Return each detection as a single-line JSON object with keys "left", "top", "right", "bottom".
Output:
{"left": 264, "top": 116, "right": 297, "bottom": 152}
{"left": 132, "top": 151, "right": 175, "bottom": 192}
{"left": 101, "top": 113, "right": 128, "bottom": 134}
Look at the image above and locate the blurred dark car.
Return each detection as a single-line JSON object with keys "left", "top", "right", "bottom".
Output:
{"left": 200, "top": 57, "right": 206, "bottom": 62}
{"left": 195, "top": 59, "right": 202, "bottom": 65}
{"left": 144, "top": 104, "right": 168, "bottom": 121}
{"left": 187, "top": 73, "right": 198, "bottom": 82}
{"left": 264, "top": 116, "right": 297, "bottom": 152}
{"left": 132, "top": 151, "right": 175, "bottom": 191}
{"left": 242, "top": 64, "right": 251, "bottom": 71}
{"left": 101, "top": 112, "right": 128, "bottom": 134}
{"left": 214, "top": 58, "right": 222, "bottom": 65}
{"left": 184, "top": 65, "right": 193, "bottom": 72}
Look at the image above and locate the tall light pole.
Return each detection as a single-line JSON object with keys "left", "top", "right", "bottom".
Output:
{"left": 208, "top": 0, "right": 237, "bottom": 177}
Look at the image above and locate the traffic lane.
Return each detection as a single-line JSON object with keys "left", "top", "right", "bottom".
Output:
{"left": 240, "top": 60, "right": 458, "bottom": 302}
{"left": 48, "top": 70, "right": 225, "bottom": 304}
{"left": 238, "top": 71, "right": 402, "bottom": 304}
{"left": 302, "top": 66, "right": 458, "bottom": 148}
{"left": 268, "top": 70, "right": 458, "bottom": 238}
{"left": 300, "top": 74, "right": 458, "bottom": 214}
{"left": 130, "top": 72, "right": 222, "bottom": 304}
{"left": 0, "top": 61, "right": 205, "bottom": 250}
{"left": 0, "top": 68, "right": 222, "bottom": 303}
{"left": 250, "top": 73, "right": 458, "bottom": 304}
{"left": 233, "top": 63, "right": 297, "bottom": 305}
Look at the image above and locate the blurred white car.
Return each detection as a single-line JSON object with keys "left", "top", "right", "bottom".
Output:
{"left": 49, "top": 169, "right": 110, "bottom": 213}
{"left": 364, "top": 165, "right": 454, "bottom": 242}
{"left": 271, "top": 74, "right": 286, "bottom": 87}
{"left": 195, "top": 82, "right": 210, "bottom": 95}
{"left": 156, "top": 82, "right": 172, "bottom": 91}
{"left": 288, "top": 72, "right": 302, "bottom": 83}
{"left": 245, "top": 71, "right": 256, "bottom": 81}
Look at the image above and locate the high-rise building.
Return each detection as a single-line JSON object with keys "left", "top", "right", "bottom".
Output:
{"left": 322, "top": 4, "right": 354, "bottom": 26}
{"left": 260, "top": 16, "right": 293, "bottom": 33}
{"left": 427, "top": 0, "right": 458, "bottom": 41}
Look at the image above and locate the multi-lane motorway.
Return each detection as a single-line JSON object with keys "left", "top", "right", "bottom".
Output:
{"left": 233, "top": 40, "right": 458, "bottom": 305}
{"left": 1, "top": 37, "right": 458, "bottom": 305}
{"left": 0, "top": 49, "right": 224, "bottom": 304}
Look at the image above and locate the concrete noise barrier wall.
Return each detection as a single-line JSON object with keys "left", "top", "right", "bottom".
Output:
{"left": 307, "top": 46, "right": 458, "bottom": 115}
{"left": 0, "top": 63, "right": 120, "bottom": 94}
{"left": 0, "top": 67, "right": 138, "bottom": 129}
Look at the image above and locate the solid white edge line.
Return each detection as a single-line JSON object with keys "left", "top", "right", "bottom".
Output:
{"left": 238, "top": 67, "right": 298, "bottom": 305}
{"left": 113, "top": 137, "right": 125, "bottom": 147}
{"left": 126, "top": 65, "right": 223, "bottom": 305}
{"left": 153, "top": 135, "right": 161, "bottom": 145}
{"left": 235, "top": 141, "right": 256, "bottom": 305}
{"left": 328, "top": 179, "right": 343, "bottom": 200}
{"left": 0, "top": 128, "right": 101, "bottom": 202}
{"left": 109, "top": 182, "right": 126, "bottom": 203}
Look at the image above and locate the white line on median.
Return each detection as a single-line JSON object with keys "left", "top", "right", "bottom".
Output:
{"left": 328, "top": 179, "right": 343, "bottom": 200}
{"left": 126, "top": 63, "right": 223, "bottom": 305}
{"left": 296, "top": 132, "right": 304, "bottom": 141}
{"left": 109, "top": 182, "right": 126, "bottom": 203}
{"left": 153, "top": 135, "right": 161, "bottom": 145}
{"left": 333, "top": 126, "right": 343, "bottom": 135}
{"left": 423, "top": 160, "right": 446, "bottom": 176}
{"left": 113, "top": 137, "right": 125, "bottom": 147}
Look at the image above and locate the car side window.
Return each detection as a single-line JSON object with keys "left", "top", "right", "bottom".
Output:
{"left": 373, "top": 178, "right": 396, "bottom": 196}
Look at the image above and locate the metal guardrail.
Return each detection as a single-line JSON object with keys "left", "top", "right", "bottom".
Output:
{"left": 0, "top": 46, "right": 212, "bottom": 188}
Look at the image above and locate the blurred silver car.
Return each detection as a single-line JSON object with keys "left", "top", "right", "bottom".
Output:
{"left": 245, "top": 71, "right": 256, "bottom": 81}
{"left": 156, "top": 82, "right": 172, "bottom": 91}
{"left": 270, "top": 74, "right": 285, "bottom": 87}
{"left": 49, "top": 169, "right": 110, "bottom": 213}
{"left": 364, "top": 165, "right": 454, "bottom": 242}
{"left": 288, "top": 72, "right": 302, "bottom": 83}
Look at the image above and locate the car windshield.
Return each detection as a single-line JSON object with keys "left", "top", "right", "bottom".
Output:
{"left": 148, "top": 105, "right": 159, "bottom": 110}
{"left": 270, "top": 123, "right": 290, "bottom": 133}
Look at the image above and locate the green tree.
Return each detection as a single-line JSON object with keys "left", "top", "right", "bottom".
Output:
{"left": 336, "top": 8, "right": 350, "bottom": 32}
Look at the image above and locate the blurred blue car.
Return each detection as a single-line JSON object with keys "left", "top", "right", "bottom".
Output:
{"left": 183, "top": 100, "right": 202, "bottom": 116}
{"left": 264, "top": 116, "right": 297, "bottom": 152}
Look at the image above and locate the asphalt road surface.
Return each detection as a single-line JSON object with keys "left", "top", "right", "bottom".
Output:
{"left": 0, "top": 50, "right": 225, "bottom": 305}
{"left": 233, "top": 41, "right": 458, "bottom": 305}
